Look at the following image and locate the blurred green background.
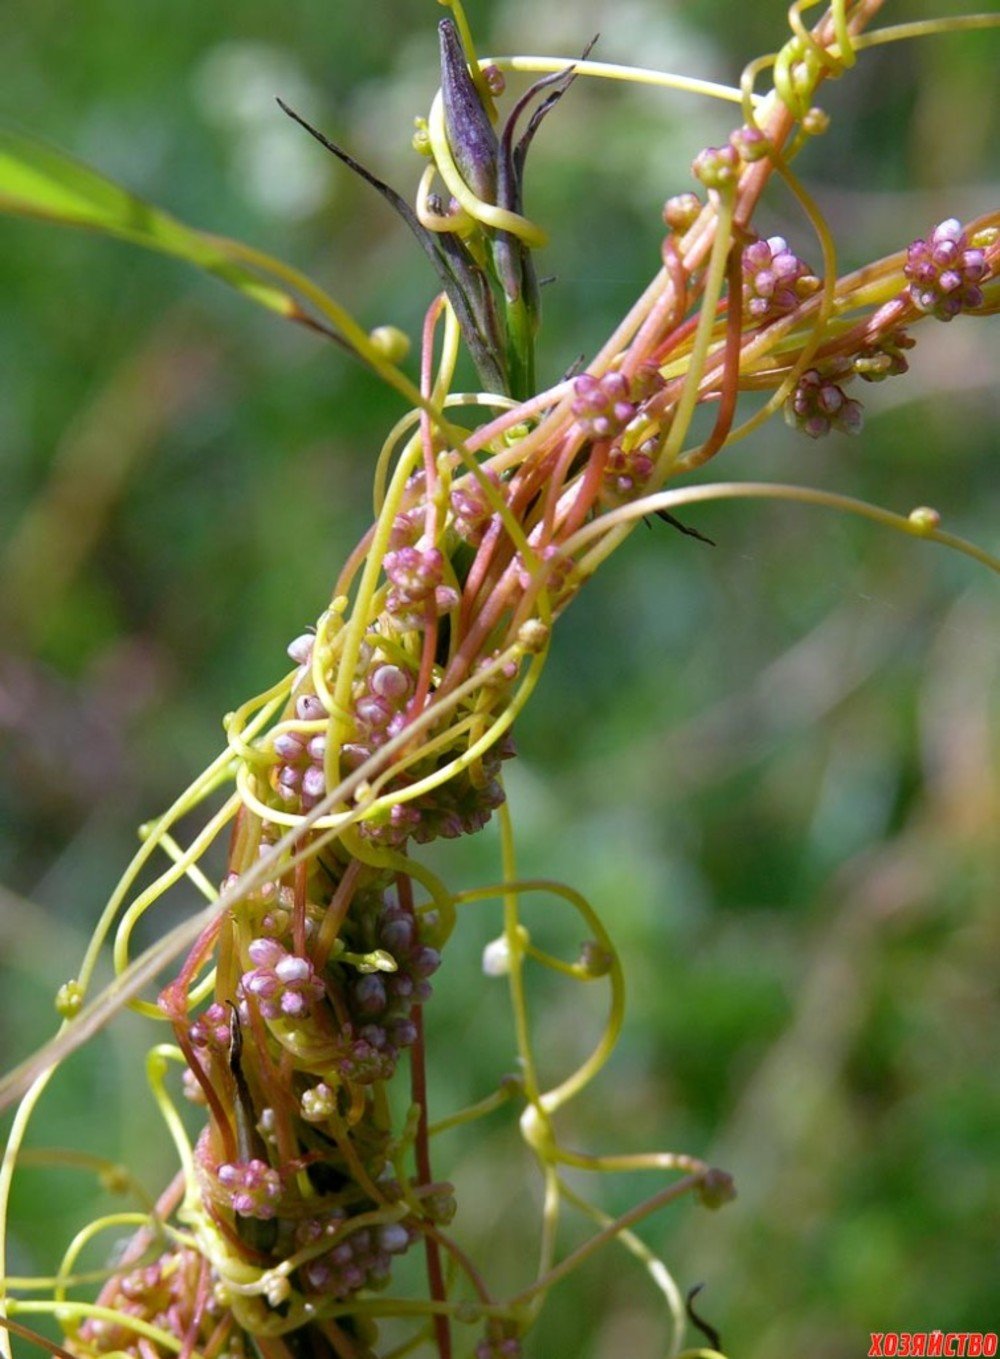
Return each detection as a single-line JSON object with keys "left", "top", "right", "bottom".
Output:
{"left": 1, "top": 2, "right": 998, "bottom": 1357}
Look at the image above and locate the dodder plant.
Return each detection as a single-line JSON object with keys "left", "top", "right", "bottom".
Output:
{"left": 1, "top": 2, "right": 998, "bottom": 1357}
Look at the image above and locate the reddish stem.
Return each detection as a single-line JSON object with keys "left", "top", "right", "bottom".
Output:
{"left": 398, "top": 871, "right": 452, "bottom": 1359}
{"left": 312, "top": 858, "right": 363, "bottom": 970}
{"left": 409, "top": 613, "right": 439, "bottom": 719}
{"left": 680, "top": 235, "right": 747, "bottom": 470}
{"left": 420, "top": 296, "right": 447, "bottom": 540}
{"left": 559, "top": 440, "right": 611, "bottom": 540}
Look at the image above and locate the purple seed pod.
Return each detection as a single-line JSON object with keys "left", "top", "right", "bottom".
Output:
{"left": 435, "top": 583, "right": 461, "bottom": 614}
{"left": 388, "top": 972, "right": 414, "bottom": 1000}
{"left": 438, "top": 16, "right": 498, "bottom": 204}
{"left": 340, "top": 742, "right": 373, "bottom": 771}
{"left": 248, "top": 937, "right": 285, "bottom": 969}
{"left": 387, "top": 1017, "right": 418, "bottom": 1050}
{"left": 277, "top": 763, "right": 303, "bottom": 791}
{"left": 359, "top": 1022, "right": 388, "bottom": 1051}
{"left": 358, "top": 800, "right": 424, "bottom": 847}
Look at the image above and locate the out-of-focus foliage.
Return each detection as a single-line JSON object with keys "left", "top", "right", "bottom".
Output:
{"left": 1, "top": 3, "right": 998, "bottom": 1357}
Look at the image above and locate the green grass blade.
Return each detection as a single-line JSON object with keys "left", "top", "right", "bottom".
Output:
{"left": 0, "top": 129, "right": 297, "bottom": 319}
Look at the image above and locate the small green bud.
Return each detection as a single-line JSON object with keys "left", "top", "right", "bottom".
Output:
{"left": 55, "top": 979, "right": 84, "bottom": 1018}
{"left": 482, "top": 934, "right": 511, "bottom": 976}
{"left": 691, "top": 144, "right": 740, "bottom": 191}
{"left": 802, "top": 106, "right": 830, "bottom": 136}
{"left": 577, "top": 940, "right": 613, "bottom": 978}
{"left": 908, "top": 506, "right": 941, "bottom": 535}
{"left": 353, "top": 948, "right": 398, "bottom": 974}
{"left": 697, "top": 1166, "right": 737, "bottom": 1210}
{"left": 663, "top": 192, "right": 702, "bottom": 233}
{"left": 99, "top": 1164, "right": 132, "bottom": 1194}
{"left": 301, "top": 1082, "right": 337, "bottom": 1122}
{"left": 412, "top": 117, "right": 432, "bottom": 157}
{"left": 499, "top": 1072, "right": 525, "bottom": 1097}
{"left": 482, "top": 64, "right": 506, "bottom": 97}
{"left": 730, "top": 125, "right": 770, "bottom": 163}
{"left": 262, "top": 1272, "right": 291, "bottom": 1307}
{"left": 517, "top": 618, "right": 549, "bottom": 653}
{"left": 369, "top": 325, "right": 410, "bottom": 364}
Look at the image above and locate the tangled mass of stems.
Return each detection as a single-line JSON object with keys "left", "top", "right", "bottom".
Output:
{"left": 2, "top": 2, "right": 999, "bottom": 1357}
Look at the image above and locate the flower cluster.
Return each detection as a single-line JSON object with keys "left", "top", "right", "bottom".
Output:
{"left": 852, "top": 330, "right": 915, "bottom": 383}
{"left": 239, "top": 938, "right": 326, "bottom": 1022}
{"left": 413, "top": 737, "right": 511, "bottom": 843}
{"left": 382, "top": 508, "right": 460, "bottom": 630}
{"left": 217, "top": 1157, "right": 284, "bottom": 1219}
{"left": 272, "top": 692, "right": 328, "bottom": 810}
{"left": 271, "top": 891, "right": 444, "bottom": 1085}
{"left": 450, "top": 473, "right": 498, "bottom": 546}
{"left": 691, "top": 142, "right": 740, "bottom": 190}
{"left": 384, "top": 544, "right": 459, "bottom": 629}
{"left": 785, "top": 368, "right": 864, "bottom": 439}
{"left": 74, "top": 1249, "right": 226, "bottom": 1359}
{"left": 904, "top": 218, "right": 987, "bottom": 321}
{"left": 297, "top": 1216, "right": 417, "bottom": 1298}
{"left": 358, "top": 731, "right": 513, "bottom": 848}
{"left": 189, "top": 999, "right": 231, "bottom": 1052}
{"left": 742, "top": 234, "right": 819, "bottom": 324}
{"left": 571, "top": 371, "right": 636, "bottom": 441}
{"left": 24, "top": 11, "right": 999, "bottom": 1359}
{"left": 602, "top": 438, "right": 657, "bottom": 503}
{"left": 342, "top": 661, "right": 413, "bottom": 771}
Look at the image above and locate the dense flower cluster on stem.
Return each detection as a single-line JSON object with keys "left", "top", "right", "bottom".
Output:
{"left": 904, "top": 218, "right": 987, "bottom": 321}
{"left": 7, "top": 8, "right": 999, "bottom": 1359}
{"left": 785, "top": 368, "right": 864, "bottom": 439}
{"left": 742, "top": 234, "right": 819, "bottom": 324}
